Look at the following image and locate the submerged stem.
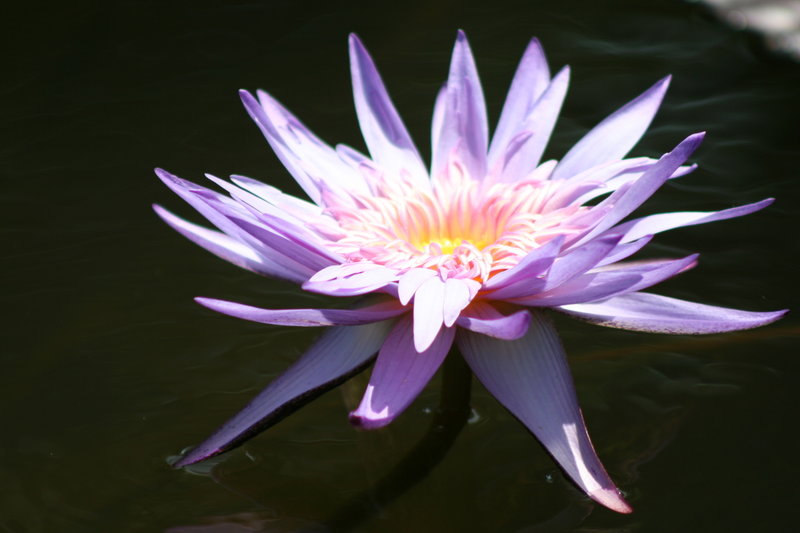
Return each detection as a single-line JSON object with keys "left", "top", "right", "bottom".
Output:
{"left": 320, "top": 351, "right": 472, "bottom": 532}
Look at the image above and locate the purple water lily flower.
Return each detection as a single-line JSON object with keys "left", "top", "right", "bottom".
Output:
{"left": 155, "top": 31, "right": 786, "bottom": 513}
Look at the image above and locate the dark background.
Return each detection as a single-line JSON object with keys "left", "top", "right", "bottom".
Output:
{"left": 2, "top": 1, "right": 797, "bottom": 531}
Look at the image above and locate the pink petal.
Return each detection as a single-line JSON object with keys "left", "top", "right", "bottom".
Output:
{"left": 557, "top": 292, "right": 787, "bottom": 334}
{"left": 349, "top": 315, "right": 455, "bottom": 428}
{"left": 456, "top": 312, "right": 632, "bottom": 513}
{"left": 443, "top": 278, "right": 474, "bottom": 327}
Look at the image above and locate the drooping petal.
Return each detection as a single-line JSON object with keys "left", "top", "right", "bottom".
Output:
{"left": 175, "top": 321, "right": 393, "bottom": 467}
{"left": 153, "top": 204, "right": 305, "bottom": 283}
{"left": 349, "top": 315, "right": 455, "bottom": 428}
{"left": 607, "top": 199, "right": 774, "bottom": 243}
{"left": 488, "top": 38, "right": 550, "bottom": 163}
{"left": 195, "top": 297, "right": 407, "bottom": 326}
{"left": 455, "top": 302, "right": 532, "bottom": 340}
{"left": 348, "top": 34, "right": 429, "bottom": 186}
{"left": 457, "top": 312, "right": 632, "bottom": 513}
{"left": 557, "top": 292, "right": 787, "bottom": 334}
{"left": 431, "top": 30, "right": 488, "bottom": 182}
{"left": 551, "top": 76, "right": 671, "bottom": 180}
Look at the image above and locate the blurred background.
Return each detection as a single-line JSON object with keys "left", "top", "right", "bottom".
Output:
{"left": 2, "top": 1, "right": 797, "bottom": 531}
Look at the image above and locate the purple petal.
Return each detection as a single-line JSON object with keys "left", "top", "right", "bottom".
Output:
{"left": 484, "top": 235, "right": 565, "bottom": 292}
{"left": 349, "top": 315, "right": 455, "bottom": 428}
{"left": 488, "top": 38, "right": 551, "bottom": 165}
{"left": 431, "top": 30, "right": 488, "bottom": 182}
{"left": 195, "top": 297, "right": 407, "bottom": 326}
{"left": 491, "top": 66, "right": 570, "bottom": 183}
{"left": 348, "top": 34, "right": 429, "bottom": 185}
{"left": 153, "top": 204, "right": 305, "bottom": 283}
{"left": 303, "top": 263, "right": 399, "bottom": 296}
{"left": 542, "top": 235, "right": 624, "bottom": 291}
{"left": 596, "top": 235, "right": 654, "bottom": 267}
{"left": 552, "top": 76, "right": 671, "bottom": 180}
{"left": 558, "top": 292, "right": 787, "bottom": 334}
{"left": 455, "top": 302, "right": 532, "bottom": 340}
{"left": 240, "top": 90, "right": 370, "bottom": 206}
{"left": 512, "top": 272, "right": 642, "bottom": 307}
{"left": 570, "top": 132, "right": 705, "bottom": 248}
{"left": 457, "top": 313, "right": 632, "bottom": 513}
{"left": 175, "top": 321, "right": 393, "bottom": 467}
{"left": 608, "top": 199, "right": 774, "bottom": 243}
{"left": 413, "top": 276, "right": 447, "bottom": 352}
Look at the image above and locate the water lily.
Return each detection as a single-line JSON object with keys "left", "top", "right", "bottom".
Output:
{"left": 155, "top": 31, "right": 786, "bottom": 513}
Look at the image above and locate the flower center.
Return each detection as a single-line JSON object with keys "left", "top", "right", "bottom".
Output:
{"left": 324, "top": 167, "right": 585, "bottom": 282}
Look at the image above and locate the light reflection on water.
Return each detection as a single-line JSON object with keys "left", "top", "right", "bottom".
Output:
{"left": 2, "top": 0, "right": 797, "bottom": 532}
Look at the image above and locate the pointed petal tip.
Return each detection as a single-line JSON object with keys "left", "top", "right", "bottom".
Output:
{"left": 590, "top": 487, "right": 634, "bottom": 514}
{"left": 456, "top": 29, "right": 467, "bottom": 41}
{"left": 347, "top": 411, "right": 390, "bottom": 430}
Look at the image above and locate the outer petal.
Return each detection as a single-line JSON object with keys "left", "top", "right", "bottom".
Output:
{"left": 431, "top": 30, "right": 489, "bottom": 182}
{"left": 488, "top": 38, "right": 551, "bottom": 165}
{"left": 175, "top": 321, "right": 393, "bottom": 467}
{"left": 195, "top": 298, "right": 407, "bottom": 326}
{"left": 557, "top": 292, "right": 787, "bottom": 334}
{"left": 153, "top": 204, "right": 305, "bottom": 283}
{"left": 570, "top": 132, "right": 705, "bottom": 248}
{"left": 349, "top": 315, "right": 455, "bottom": 428}
{"left": 457, "top": 312, "right": 632, "bottom": 513}
{"left": 348, "top": 34, "right": 429, "bottom": 186}
{"left": 607, "top": 199, "right": 774, "bottom": 243}
{"left": 551, "top": 76, "right": 671, "bottom": 180}
{"left": 491, "top": 66, "right": 570, "bottom": 183}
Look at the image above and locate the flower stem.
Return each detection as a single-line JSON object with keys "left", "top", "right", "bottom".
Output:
{"left": 320, "top": 351, "right": 472, "bottom": 532}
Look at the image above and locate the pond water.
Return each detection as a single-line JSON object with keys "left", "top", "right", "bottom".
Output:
{"left": 3, "top": 1, "right": 798, "bottom": 532}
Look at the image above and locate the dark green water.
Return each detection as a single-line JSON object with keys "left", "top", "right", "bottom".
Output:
{"left": 3, "top": 1, "right": 798, "bottom": 531}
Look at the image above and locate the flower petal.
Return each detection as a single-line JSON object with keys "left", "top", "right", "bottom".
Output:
{"left": 558, "top": 292, "right": 787, "bottom": 334}
{"left": 457, "top": 312, "right": 632, "bottom": 513}
{"left": 483, "top": 235, "right": 565, "bottom": 292}
{"left": 413, "top": 276, "right": 447, "bottom": 352}
{"left": 491, "top": 66, "right": 570, "bottom": 183}
{"left": 195, "top": 298, "right": 407, "bottom": 326}
{"left": 348, "top": 34, "right": 429, "bottom": 186}
{"left": 570, "top": 132, "right": 705, "bottom": 248}
{"left": 303, "top": 263, "right": 398, "bottom": 296}
{"left": 153, "top": 204, "right": 305, "bottom": 283}
{"left": 443, "top": 277, "right": 474, "bottom": 327}
{"left": 398, "top": 268, "right": 438, "bottom": 305}
{"left": 455, "top": 302, "right": 532, "bottom": 340}
{"left": 175, "top": 321, "right": 393, "bottom": 467}
{"left": 349, "top": 315, "right": 455, "bottom": 428}
{"left": 552, "top": 76, "right": 671, "bottom": 180}
{"left": 488, "top": 38, "right": 551, "bottom": 164}
{"left": 608, "top": 198, "right": 774, "bottom": 243}
{"left": 432, "top": 30, "right": 488, "bottom": 182}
